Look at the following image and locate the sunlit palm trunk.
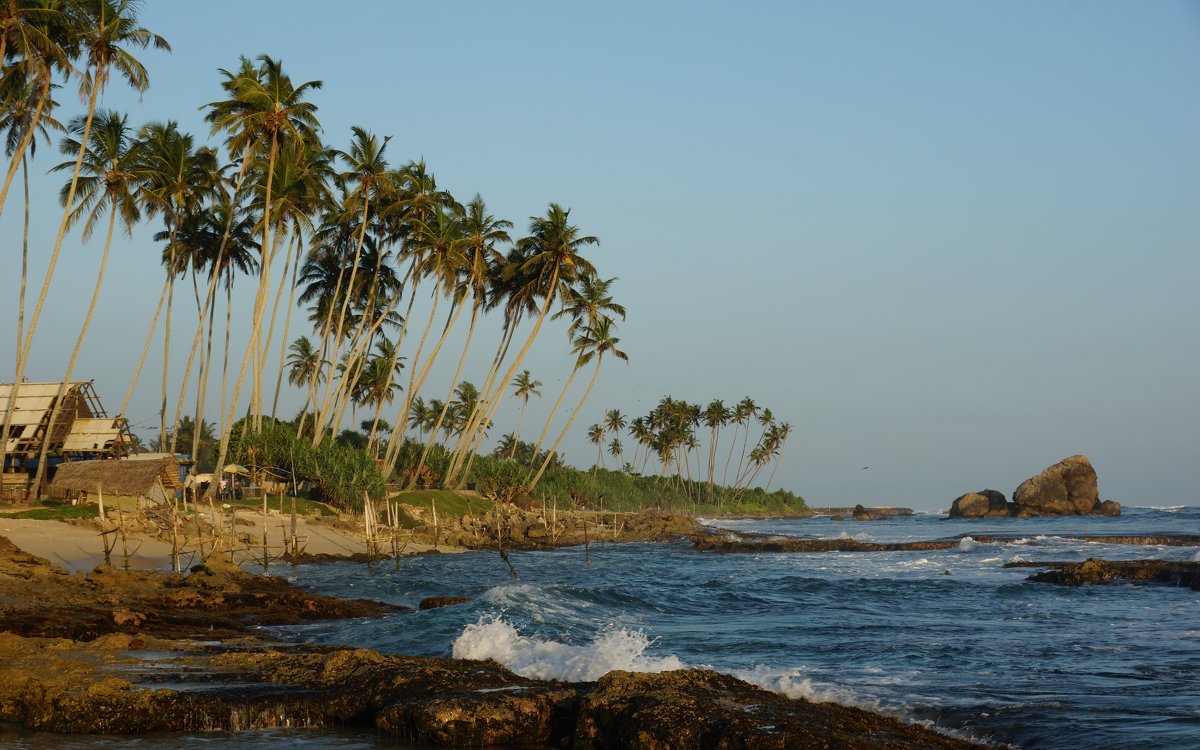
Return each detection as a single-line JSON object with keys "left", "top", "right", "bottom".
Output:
{"left": 118, "top": 275, "right": 168, "bottom": 417}
{"left": 410, "top": 301, "right": 479, "bottom": 488}
{"left": 255, "top": 229, "right": 292, "bottom": 427}
{"left": 722, "top": 422, "right": 742, "bottom": 488}
{"left": 529, "top": 353, "right": 604, "bottom": 491}
{"left": 310, "top": 197, "right": 372, "bottom": 442}
{"left": 3, "top": 74, "right": 102, "bottom": 490}
{"left": 190, "top": 278, "right": 221, "bottom": 466}
{"left": 509, "top": 397, "right": 529, "bottom": 461}
{"left": 270, "top": 234, "right": 304, "bottom": 420}
{"left": 32, "top": 208, "right": 117, "bottom": 493}
{"left": 1, "top": 156, "right": 31, "bottom": 476}
{"left": 527, "top": 365, "right": 579, "bottom": 472}
{"left": 208, "top": 133, "right": 280, "bottom": 498}
{"left": 392, "top": 293, "right": 466, "bottom": 449}
{"left": 765, "top": 435, "right": 789, "bottom": 492}
{"left": 441, "top": 322, "right": 514, "bottom": 479}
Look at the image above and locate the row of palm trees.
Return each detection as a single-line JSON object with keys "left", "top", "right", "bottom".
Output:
{"left": 1, "top": 2, "right": 641, "bottom": 498}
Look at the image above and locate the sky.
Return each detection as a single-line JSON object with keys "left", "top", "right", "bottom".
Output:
{"left": 2, "top": 1, "right": 1197, "bottom": 509}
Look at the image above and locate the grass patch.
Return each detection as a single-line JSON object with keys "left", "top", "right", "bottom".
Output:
{"left": 390, "top": 490, "right": 492, "bottom": 517}
{"left": 0, "top": 503, "right": 103, "bottom": 521}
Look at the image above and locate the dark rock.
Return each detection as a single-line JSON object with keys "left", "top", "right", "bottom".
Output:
{"left": 948, "top": 489, "right": 1010, "bottom": 518}
{"left": 1008, "top": 557, "right": 1200, "bottom": 590}
{"left": 574, "top": 669, "right": 979, "bottom": 749}
{"left": 1013, "top": 455, "right": 1108, "bottom": 515}
{"left": 418, "top": 596, "right": 472, "bottom": 610}
{"left": 851, "top": 504, "right": 875, "bottom": 520}
{"left": 1096, "top": 499, "right": 1122, "bottom": 516}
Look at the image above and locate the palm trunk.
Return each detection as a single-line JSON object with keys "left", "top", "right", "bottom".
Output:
{"left": 527, "top": 363, "right": 580, "bottom": 471}
{"left": 445, "top": 267, "right": 561, "bottom": 488}
{"left": 509, "top": 398, "right": 528, "bottom": 460}
{"left": 440, "top": 320, "right": 514, "bottom": 480}
{"left": 270, "top": 233, "right": 304, "bottom": 420}
{"left": 3, "top": 69, "right": 103, "bottom": 489}
{"left": 255, "top": 228, "right": 292, "bottom": 427}
{"left": 32, "top": 206, "right": 117, "bottom": 495}
{"left": 410, "top": 301, "right": 480, "bottom": 488}
{"left": 118, "top": 275, "right": 168, "bottom": 417}
{"left": 529, "top": 352, "right": 604, "bottom": 492}
{"left": 207, "top": 133, "right": 279, "bottom": 498}
{"left": 2, "top": 156, "right": 30, "bottom": 475}
{"left": 765, "top": 435, "right": 788, "bottom": 492}
{"left": 190, "top": 277, "right": 220, "bottom": 468}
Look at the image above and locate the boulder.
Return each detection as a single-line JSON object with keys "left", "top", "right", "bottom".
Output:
{"left": 948, "top": 489, "right": 1011, "bottom": 518}
{"left": 1096, "top": 499, "right": 1122, "bottom": 517}
{"left": 1013, "top": 455, "right": 1104, "bottom": 516}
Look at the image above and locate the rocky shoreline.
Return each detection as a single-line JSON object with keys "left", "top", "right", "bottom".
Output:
{"left": 0, "top": 534, "right": 985, "bottom": 748}
{"left": 691, "top": 529, "right": 1200, "bottom": 554}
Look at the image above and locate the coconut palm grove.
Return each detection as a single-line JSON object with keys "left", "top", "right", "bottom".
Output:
{"left": 0, "top": 0, "right": 799, "bottom": 514}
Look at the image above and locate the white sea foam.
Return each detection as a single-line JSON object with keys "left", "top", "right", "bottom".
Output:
{"left": 1191, "top": 549, "right": 1200, "bottom": 562}
{"left": 1133, "top": 505, "right": 1184, "bottom": 512}
{"left": 728, "top": 665, "right": 873, "bottom": 708}
{"left": 450, "top": 615, "right": 684, "bottom": 682}
{"left": 957, "top": 537, "right": 980, "bottom": 553}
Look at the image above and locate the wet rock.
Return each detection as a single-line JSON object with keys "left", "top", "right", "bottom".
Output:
{"left": 851, "top": 504, "right": 876, "bottom": 521}
{"left": 1007, "top": 557, "right": 1200, "bottom": 589}
{"left": 419, "top": 596, "right": 472, "bottom": 610}
{"left": 1012, "top": 455, "right": 1109, "bottom": 516}
{"left": 574, "top": 669, "right": 979, "bottom": 749}
{"left": 948, "top": 490, "right": 1011, "bottom": 518}
{"left": 1096, "top": 499, "right": 1122, "bottom": 517}
{"left": 692, "top": 531, "right": 959, "bottom": 553}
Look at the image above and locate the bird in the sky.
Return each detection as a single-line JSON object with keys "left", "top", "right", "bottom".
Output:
{"left": 861, "top": 466, "right": 869, "bottom": 470}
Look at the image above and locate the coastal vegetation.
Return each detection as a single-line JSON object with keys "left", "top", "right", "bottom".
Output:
{"left": 0, "top": 0, "right": 800, "bottom": 515}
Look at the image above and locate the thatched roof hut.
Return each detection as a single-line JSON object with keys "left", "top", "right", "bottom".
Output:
{"left": 52, "top": 456, "right": 182, "bottom": 499}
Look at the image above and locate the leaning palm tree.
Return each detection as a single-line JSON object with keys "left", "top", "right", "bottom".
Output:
{"left": 205, "top": 55, "right": 322, "bottom": 496}
{"left": 526, "top": 275, "right": 625, "bottom": 465}
{"left": 446, "top": 204, "right": 600, "bottom": 488}
{"left": 6, "top": 0, "right": 167, "bottom": 492}
{"left": 507, "top": 369, "right": 541, "bottom": 459}
{"left": 32, "top": 109, "right": 143, "bottom": 492}
{"left": 529, "top": 315, "right": 629, "bottom": 491}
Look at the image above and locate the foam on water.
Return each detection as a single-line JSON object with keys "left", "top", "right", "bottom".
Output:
{"left": 956, "top": 536, "right": 980, "bottom": 553}
{"left": 727, "top": 664, "right": 872, "bottom": 707}
{"left": 450, "top": 615, "right": 684, "bottom": 681}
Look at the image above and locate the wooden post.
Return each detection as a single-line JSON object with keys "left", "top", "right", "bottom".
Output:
{"left": 431, "top": 496, "right": 438, "bottom": 550}
{"left": 289, "top": 495, "right": 298, "bottom": 561}
{"left": 583, "top": 515, "right": 590, "bottom": 566}
{"left": 261, "top": 492, "right": 270, "bottom": 571}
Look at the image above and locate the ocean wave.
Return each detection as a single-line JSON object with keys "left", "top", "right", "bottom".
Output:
{"left": 450, "top": 615, "right": 684, "bottom": 681}
{"left": 957, "top": 537, "right": 981, "bottom": 553}
{"left": 728, "top": 664, "right": 874, "bottom": 707}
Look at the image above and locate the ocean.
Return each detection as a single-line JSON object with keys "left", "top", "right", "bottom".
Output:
{"left": 4, "top": 506, "right": 1198, "bottom": 749}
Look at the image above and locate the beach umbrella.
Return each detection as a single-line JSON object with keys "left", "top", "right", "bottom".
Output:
{"left": 223, "top": 464, "right": 249, "bottom": 474}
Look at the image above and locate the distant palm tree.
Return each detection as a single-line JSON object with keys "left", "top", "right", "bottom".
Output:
{"left": 287, "top": 336, "right": 325, "bottom": 417}
{"left": 587, "top": 423, "right": 605, "bottom": 471}
{"left": 508, "top": 369, "right": 541, "bottom": 460}
{"left": 609, "top": 438, "right": 624, "bottom": 465}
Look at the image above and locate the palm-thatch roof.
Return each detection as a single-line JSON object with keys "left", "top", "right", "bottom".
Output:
{"left": 51, "top": 457, "right": 182, "bottom": 496}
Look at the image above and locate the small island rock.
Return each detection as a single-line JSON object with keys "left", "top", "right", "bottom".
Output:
{"left": 1012, "top": 455, "right": 1115, "bottom": 516}
{"left": 948, "top": 490, "right": 1012, "bottom": 518}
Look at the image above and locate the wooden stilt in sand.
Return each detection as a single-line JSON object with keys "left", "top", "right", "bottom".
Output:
{"left": 431, "top": 497, "right": 438, "bottom": 550}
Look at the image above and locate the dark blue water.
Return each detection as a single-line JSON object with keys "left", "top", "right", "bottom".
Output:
{"left": 4, "top": 506, "right": 1197, "bottom": 749}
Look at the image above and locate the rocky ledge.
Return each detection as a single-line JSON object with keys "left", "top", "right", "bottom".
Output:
{"left": 1005, "top": 557, "right": 1200, "bottom": 589}
{"left": 949, "top": 455, "right": 1122, "bottom": 518}
{"left": 0, "top": 535, "right": 984, "bottom": 748}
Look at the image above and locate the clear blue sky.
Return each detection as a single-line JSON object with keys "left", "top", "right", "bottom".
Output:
{"left": 3, "top": 1, "right": 1198, "bottom": 508}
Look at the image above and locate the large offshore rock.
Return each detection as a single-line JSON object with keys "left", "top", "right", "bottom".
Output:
{"left": 1012, "top": 455, "right": 1105, "bottom": 516}
{"left": 948, "top": 489, "right": 1011, "bottom": 518}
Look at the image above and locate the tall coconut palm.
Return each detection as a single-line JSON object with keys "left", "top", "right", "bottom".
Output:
{"left": 702, "top": 399, "right": 730, "bottom": 501}
{"left": 526, "top": 275, "right": 625, "bottom": 466}
{"left": 286, "top": 335, "right": 324, "bottom": 419}
{"left": 0, "top": 63, "right": 60, "bottom": 477}
{"left": 507, "top": 369, "right": 541, "bottom": 459}
{"left": 529, "top": 315, "right": 628, "bottom": 491}
{"left": 7, "top": 0, "right": 166, "bottom": 494}
{"left": 32, "top": 108, "right": 142, "bottom": 492}
{"left": 723, "top": 397, "right": 757, "bottom": 486}
{"left": 205, "top": 55, "right": 321, "bottom": 496}
{"left": 127, "top": 121, "right": 219, "bottom": 446}
{"left": 604, "top": 408, "right": 627, "bottom": 439}
{"left": 445, "top": 204, "right": 599, "bottom": 490}
{"left": 0, "top": 0, "right": 72, "bottom": 219}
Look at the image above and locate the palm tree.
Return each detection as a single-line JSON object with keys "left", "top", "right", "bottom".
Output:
{"left": 119, "top": 121, "right": 218, "bottom": 442}
{"left": 7, "top": 0, "right": 166, "bottom": 493}
{"left": 529, "top": 315, "right": 629, "bottom": 491}
{"left": 724, "top": 397, "right": 757, "bottom": 486}
{"left": 32, "top": 109, "right": 142, "bottom": 491}
{"left": 604, "top": 408, "right": 627, "bottom": 438}
{"left": 443, "top": 203, "right": 599, "bottom": 488}
{"left": 286, "top": 335, "right": 324, "bottom": 417}
{"left": 206, "top": 55, "right": 322, "bottom": 496}
{"left": 507, "top": 369, "right": 541, "bottom": 459}
{"left": 526, "top": 276, "right": 625, "bottom": 466}
{"left": 587, "top": 423, "right": 605, "bottom": 471}
{"left": 609, "top": 438, "right": 624, "bottom": 466}
{"left": 702, "top": 399, "right": 731, "bottom": 500}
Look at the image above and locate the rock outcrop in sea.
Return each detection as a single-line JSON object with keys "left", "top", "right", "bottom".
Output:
{"left": 1012, "top": 455, "right": 1119, "bottom": 516}
{"left": 948, "top": 489, "right": 1012, "bottom": 518}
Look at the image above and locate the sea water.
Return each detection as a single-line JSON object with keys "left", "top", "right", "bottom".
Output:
{"left": 3, "top": 506, "right": 1198, "bottom": 749}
